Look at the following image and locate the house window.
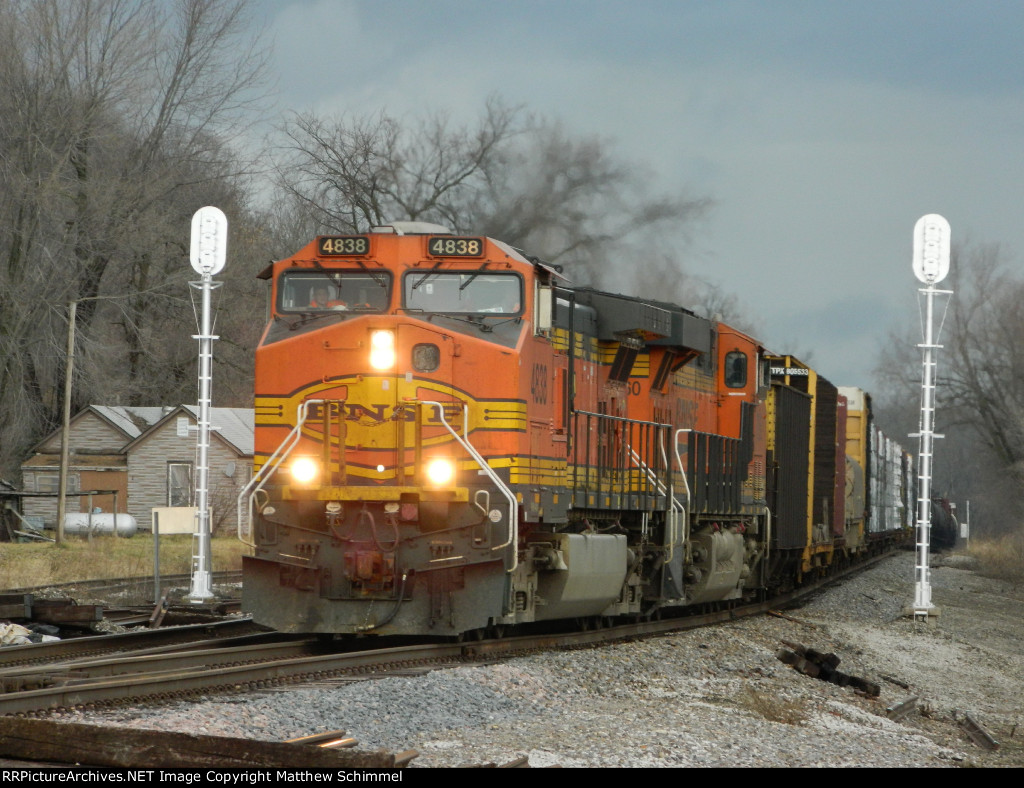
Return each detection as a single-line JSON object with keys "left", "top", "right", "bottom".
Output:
{"left": 35, "top": 472, "right": 79, "bottom": 494}
{"left": 168, "top": 462, "right": 194, "bottom": 507}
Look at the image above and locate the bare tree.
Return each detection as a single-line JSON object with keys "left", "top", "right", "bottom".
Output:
{"left": 273, "top": 97, "right": 712, "bottom": 295}
{"left": 875, "top": 242, "right": 1024, "bottom": 533}
{"left": 0, "top": 0, "right": 270, "bottom": 476}
{"left": 468, "top": 117, "right": 711, "bottom": 294}
{"left": 275, "top": 98, "right": 522, "bottom": 236}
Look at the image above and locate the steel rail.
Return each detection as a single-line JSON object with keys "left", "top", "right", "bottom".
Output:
{"left": 5, "top": 571, "right": 242, "bottom": 597}
{"left": 0, "top": 551, "right": 897, "bottom": 716}
{"left": 0, "top": 640, "right": 467, "bottom": 715}
{"left": 0, "top": 618, "right": 262, "bottom": 670}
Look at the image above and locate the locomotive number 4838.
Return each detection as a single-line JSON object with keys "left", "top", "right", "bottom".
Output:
{"left": 427, "top": 236, "right": 483, "bottom": 257}
{"left": 318, "top": 236, "right": 369, "bottom": 255}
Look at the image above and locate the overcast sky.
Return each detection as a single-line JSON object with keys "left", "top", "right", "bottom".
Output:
{"left": 248, "top": 0, "right": 1024, "bottom": 390}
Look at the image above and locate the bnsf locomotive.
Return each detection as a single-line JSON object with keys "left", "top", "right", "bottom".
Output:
{"left": 239, "top": 223, "right": 913, "bottom": 637}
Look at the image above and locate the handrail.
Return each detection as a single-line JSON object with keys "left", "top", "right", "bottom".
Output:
{"left": 420, "top": 400, "right": 519, "bottom": 574}
{"left": 625, "top": 428, "right": 685, "bottom": 562}
{"left": 673, "top": 429, "right": 696, "bottom": 555}
{"left": 674, "top": 427, "right": 772, "bottom": 588}
{"left": 236, "top": 399, "right": 324, "bottom": 547}
{"left": 574, "top": 409, "right": 667, "bottom": 428}
{"left": 659, "top": 434, "right": 686, "bottom": 564}
{"left": 238, "top": 397, "right": 518, "bottom": 574}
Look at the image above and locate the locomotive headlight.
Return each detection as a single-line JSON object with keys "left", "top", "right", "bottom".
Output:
{"left": 425, "top": 458, "right": 455, "bottom": 486}
{"left": 291, "top": 456, "right": 320, "bottom": 485}
{"left": 369, "top": 330, "right": 396, "bottom": 370}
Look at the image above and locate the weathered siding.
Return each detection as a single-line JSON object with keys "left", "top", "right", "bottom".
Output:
{"left": 21, "top": 463, "right": 126, "bottom": 526}
{"left": 37, "top": 413, "right": 129, "bottom": 454}
{"left": 20, "top": 406, "right": 252, "bottom": 535}
{"left": 128, "top": 420, "right": 251, "bottom": 535}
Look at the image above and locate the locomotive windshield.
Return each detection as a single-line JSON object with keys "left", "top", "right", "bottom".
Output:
{"left": 278, "top": 271, "right": 392, "bottom": 313}
{"left": 403, "top": 271, "right": 521, "bottom": 315}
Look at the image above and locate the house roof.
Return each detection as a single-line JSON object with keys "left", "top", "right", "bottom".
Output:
{"left": 91, "top": 406, "right": 171, "bottom": 439}
{"left": 28, "top": 405, "right": 171, "bottom": 454}
{"left": 121, "top": 405, "right": 254, "bottom": 457}
{"left": 27, "top": 405, "right": 254, "bottom": 464}
{"left": 182, "top": 406, "right": 254, "bottom": 456}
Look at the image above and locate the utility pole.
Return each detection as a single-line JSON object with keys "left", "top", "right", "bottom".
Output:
{"left": 55, "top": 300, "right": 78, "bottom": 545}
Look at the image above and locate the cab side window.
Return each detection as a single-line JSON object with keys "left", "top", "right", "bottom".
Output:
{"left": 724, "top": 351, "right": 747, "bottom": 388}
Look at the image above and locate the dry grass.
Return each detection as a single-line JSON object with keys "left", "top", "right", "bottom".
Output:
{"left": 968, "top": 531, "right": 1024, "bottom": 587}
{"left": 0, "top": 535, "right": 250, "bottom": 591}
{"left": 739, "top": 686, "right": 809, "bottom": 725}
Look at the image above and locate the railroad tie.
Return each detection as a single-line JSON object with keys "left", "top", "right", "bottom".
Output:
{"left": 776, "top": 641, "right": 880, "bottom": 697}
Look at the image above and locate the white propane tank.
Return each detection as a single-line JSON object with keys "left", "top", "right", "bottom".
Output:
{"left": 62, "top": 512, "right": 138, "bottom": 537}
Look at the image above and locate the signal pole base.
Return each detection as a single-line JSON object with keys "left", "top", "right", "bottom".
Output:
{"left": 188, "top": 570, "right": 214, "bottom": 604}
{"left": 903, "top": 605, "right": 941, "bottom": 625}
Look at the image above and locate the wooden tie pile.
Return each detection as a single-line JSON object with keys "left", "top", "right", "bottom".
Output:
{"left": 775, "top": 640, "right": 880, "bottom": 697}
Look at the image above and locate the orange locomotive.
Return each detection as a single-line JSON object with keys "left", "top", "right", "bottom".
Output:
{"left": 239, "top": 222, "right": 905, "bottom": 637}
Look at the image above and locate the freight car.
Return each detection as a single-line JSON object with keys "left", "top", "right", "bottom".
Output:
{"left": 930, "top": 498, "right": 959, "bottom": 551}
{"left": 238, "top": 223, "right": 912, "bottom": 637}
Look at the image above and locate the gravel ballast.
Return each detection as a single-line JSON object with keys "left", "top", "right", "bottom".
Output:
{"left": 56, "top": 550, "right": 1024, "bottom": 767}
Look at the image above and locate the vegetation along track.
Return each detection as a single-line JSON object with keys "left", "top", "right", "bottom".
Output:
{"left": 6, "top": 571, "right": 242, "bottom": 601}
{"left": 0, "top": 553, "right": 892, "bottom": 717}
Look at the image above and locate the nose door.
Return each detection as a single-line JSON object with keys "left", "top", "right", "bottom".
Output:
{"left": 395, "top": 324, "right": 459, "bottom": 480}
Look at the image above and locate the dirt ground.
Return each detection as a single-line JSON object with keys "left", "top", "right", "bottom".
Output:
{"left": 815, "top": 551, "right": 1024, "bottom": 766}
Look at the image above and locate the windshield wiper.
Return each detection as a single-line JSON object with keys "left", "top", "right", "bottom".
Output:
{"left": 486, "top": 316, "right": 522, "bottom": 331}
{"left": 308, "top": 255, "right": 389, "bottom": 292}
{"left": 457, "top": 264, "right": 491, "bottom": 292}
{"left": 354, "top": 259, "right": 389, "bottom": 289}
{"left": 286, "top": 311, "right": 338, "bottom": 330}
{"left": 428, "top": 312, "right": 510, "bottom": 333}
{"left": 410, "top": 262, "right": 443, "bottom": 291}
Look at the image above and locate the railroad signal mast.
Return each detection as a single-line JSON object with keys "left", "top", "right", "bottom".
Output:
{"left": 188, "top": 206, "right": 228, "bottom": 603}
{"left": 909, "top": 213, "right": 952, "bottom": 621}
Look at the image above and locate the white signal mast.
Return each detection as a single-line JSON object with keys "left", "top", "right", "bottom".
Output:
{"left": 909, "top": 213, "right": 952, "bottom": 621}
{"left": 188, "top": 206, "right": 228, "bottom": 603}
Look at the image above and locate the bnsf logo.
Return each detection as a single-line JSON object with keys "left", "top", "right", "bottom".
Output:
{"left": 306, "top": 401, "right": 464, "bottom": 424}
{"left": 530, "top": 363, "right": 548, "bottom": 404}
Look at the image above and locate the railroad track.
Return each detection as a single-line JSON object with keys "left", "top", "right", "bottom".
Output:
{"left": 2, "top": 570, "right": 244, "bottom": 647}
{"left": 101, "top": 598, "right": 242, "bottom": 627}
{"left": 0, "top": 554, "right": 898, "bottom": 768}
{"left": 0, "top": 618, "right": 266, "bottom": 669}
{"left": 0, "top": 552, "right": 894, "bottom": 717}
{"left": 6, "top": 571, "right": 242, "bottom": 601}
